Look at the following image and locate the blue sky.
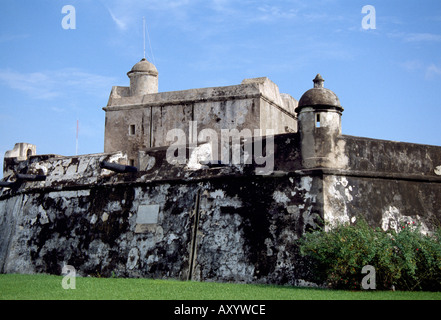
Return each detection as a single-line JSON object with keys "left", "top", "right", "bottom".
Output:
{"left": 1, "top": 0, "right": 441, "bottom": 176}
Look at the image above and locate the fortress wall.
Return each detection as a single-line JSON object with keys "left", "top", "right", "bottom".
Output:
{"left": 3, "top": 132, "right": 441, "bottom": 284}
{"left": 323, "top": 174, "right": 441, "bottom": 233}
{"left": 0, "top": 167, "right": 321, "bottom": 286}
{"left": 0, "top": 135, "right": 321, "bottom": 286}
{"left": 343, "top": 135, "right": 441, "bottom": 178}
{"left": 322, "top": 136, "right": 441, "bottom": 231}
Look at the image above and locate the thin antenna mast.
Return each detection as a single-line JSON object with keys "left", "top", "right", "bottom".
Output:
{"left": 143, "top": 16, "right": 146, "bottom": 59}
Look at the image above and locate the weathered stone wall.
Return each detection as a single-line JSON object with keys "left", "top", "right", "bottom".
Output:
{"left": 323, "top": 174, "right": 441, "bottom": 234}
{"left": 0, "top": 135, "right": 321, "bottom": 286}
{"left": 322, "top": 135, "right": 441, "bottom": 231}
{"left": 2, "top": 131, "right": 441, "bottom": 285}
{"left": 104, "top": 77, "right": 297, "bottom": 167}
{"left": 343, "top": 135, "right": 441, "bottom": 178}
{"left": 0, "top": 146, "right": 321, "bottom": 286}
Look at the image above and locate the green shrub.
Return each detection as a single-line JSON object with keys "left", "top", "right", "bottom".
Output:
{"left": 298, "top": 217, "right": 441, "bottom": 291}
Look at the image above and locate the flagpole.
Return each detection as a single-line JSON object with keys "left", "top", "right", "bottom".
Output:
{"left": 76, "top": 119, "right": 79, "bottom": 156}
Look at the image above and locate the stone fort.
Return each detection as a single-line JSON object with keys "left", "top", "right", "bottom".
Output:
{"left": 1, "top": 58, "right": 441, "bottom": 285}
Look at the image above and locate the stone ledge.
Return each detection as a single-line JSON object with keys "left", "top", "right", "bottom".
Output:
{"left": 295, "top": 168, "right": 441, "bottom": 183}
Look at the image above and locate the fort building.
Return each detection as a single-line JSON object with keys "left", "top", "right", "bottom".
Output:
{"left": 1, "top": 58, "right": 440, "bottom": 285}
{"left": 104, "top": 58, "right": 297, "bottom": 167}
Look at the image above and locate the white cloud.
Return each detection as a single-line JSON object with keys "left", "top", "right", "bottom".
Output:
{"left": 50, "top": 106, "right": 67, "bottom": 113}
{"left": 0, "top": 69, "right": 116, "bottom": 100}
{"left": 0, "top": 34, "right": 30, "bottom": 43}
{"left": 102, "top": 0, "right": 195, "bottom": 31}
{"left": 144, "top": 0, "right": 192, "bottom": 10}
{"left": 211, "top": 0, "right": 233, "bottom": 12}
{"left": 255, "top": 5, "right": 298, "bottom": 22}
{"left": 388, "top": 32, "right": 441, "bottom": 43}
{"left": 426, "top": 64, "right": 441, "bottom": 79}
{"left": 400, "top": 60, "right": 424, "bottom": 72}
{"left": 405, "top": 33, "right": 441, "bottom": 42}
{"left": 0, "top": 70, "right": 57, "bottom": 99}
{"left": 107, "top": 7, "right": 128, "bottom": 31}
{"left": 398, "top": 60, "right": 441, "bottom": 79}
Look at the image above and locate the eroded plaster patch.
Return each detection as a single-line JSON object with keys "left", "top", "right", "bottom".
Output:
{"left": 210, "top": 189, "right": 225, "bottom": 199}
{"left": 187, "top": 143, "right": 212, "bottom": 170}
{"left": 324, "top": 176, "right": 354, "bottom": 230}
{"left": 126, "top": 247, "right": 139, "bottom": 270}
{"left": 332, "top": 139, "right": 349, "bottom": 169}
{"left": 272, "top": 190, "right": 289, "bottom": 204}
{"left": 300, "top": 176, "right": 312, "bottom": 192}
{"left": 381, "top": 206, "right": 430, "bottom": 234}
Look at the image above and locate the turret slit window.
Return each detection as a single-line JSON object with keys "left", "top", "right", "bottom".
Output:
{"left": 316, "top": 113, "right": 321, "bottom": 128}
{"left": 129, "top": 124, "right": 136, "bottom": 135}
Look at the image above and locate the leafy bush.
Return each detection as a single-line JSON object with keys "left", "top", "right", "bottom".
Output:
{"left": 298, "top": 217, "right": 441, "bottom": 291}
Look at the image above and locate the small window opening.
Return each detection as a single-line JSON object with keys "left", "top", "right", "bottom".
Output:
{"left": 129, "top": 159, "right": 135, "bottom": 167}
{"left": 26, "top": 148, "right": 33, "bottom": 159}
{"left": 129, "top": 124, "right": 136, "bottom": 135}
{"left": 316, "top": 113, "right": 321, "bottom": 128}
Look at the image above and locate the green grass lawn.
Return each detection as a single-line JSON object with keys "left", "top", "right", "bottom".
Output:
{"left": 1, "top": 274, "right": 440, "bottom": 300}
